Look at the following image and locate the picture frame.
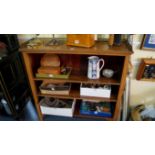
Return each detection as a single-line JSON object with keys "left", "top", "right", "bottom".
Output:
{"left": 136, "top": 58, "right": 155, "bottom": 81}
{"left": 141, "top": 34, "right": 155, "bottom": 50}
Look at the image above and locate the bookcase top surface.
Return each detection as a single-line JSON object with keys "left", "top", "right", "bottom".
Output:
{"left": 20, "top": 38, "right": 133, "bottom": 56}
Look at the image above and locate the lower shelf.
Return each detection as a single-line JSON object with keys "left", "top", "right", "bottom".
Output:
{"left": 74, "top": 113, "right": 113, "bottom": 121}
{"left": 73, "top": 101, "right": 114, "bottom": 121}
{"left": 39, "top": 96, "right": 114, "bottom": 120}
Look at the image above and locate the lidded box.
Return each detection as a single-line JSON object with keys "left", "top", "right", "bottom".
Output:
{"left": 66, "top": 34, "right": 95, "bottom": 48}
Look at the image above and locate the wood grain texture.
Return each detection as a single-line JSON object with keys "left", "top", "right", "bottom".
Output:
{"left": 108, "top": 34, "right": 114, "bottom": 46}
{"left": 34, "top": 75, "right": 121, "bottom": 85}
{"left": 113, "top": 56, "right": 129, "bottom": 120}
{"left": 136, "top": 58, "right": 155, "bottom": 80}
{"left": 20, "top": 39, "right": 132, "bottom": 121}
{"left": 22, "top": 53, "right": 43, "bottom": 120}
{"left": 136, "top": 59, "right": 146, "bottom": 80}
{"left": 66, "top": 34, "right": 95, "bottom": 48}
{"left": 20, "top": 39, "right": 132, "bottom": 56}
{"left": 37, "top": 90, "right": 117, "bottom": 102}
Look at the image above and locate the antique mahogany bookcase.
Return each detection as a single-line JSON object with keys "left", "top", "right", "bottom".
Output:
{"left": 20, "top": 38, "right": 132, "bottom": 121}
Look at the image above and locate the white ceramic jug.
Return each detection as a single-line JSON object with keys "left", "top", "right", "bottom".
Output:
{"left": 87, "top": 56, "right": 104, "bottom": 79}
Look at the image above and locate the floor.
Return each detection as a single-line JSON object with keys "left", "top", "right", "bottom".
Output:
{"left": 0, "top": 114, "right": 102, "bottom": 121}
{"left": 43, "top": 115, "right": 101, "bottom": 121}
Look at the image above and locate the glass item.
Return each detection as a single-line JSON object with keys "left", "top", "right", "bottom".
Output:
{"left": 47, "top": 34, "right": 60, "bottom": 46}
{"left": 114, "top": 34, "right": 122, "bottom": 46}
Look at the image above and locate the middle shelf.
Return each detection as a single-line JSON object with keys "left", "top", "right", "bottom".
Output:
{"left": 34, "top": 74, "right": 120, "bottom": 85}
{"left": 35, "top": 77, "right": 119, "bottom": 103}
{"left": 37, "top": 89, "right": 117, "bottom": 102}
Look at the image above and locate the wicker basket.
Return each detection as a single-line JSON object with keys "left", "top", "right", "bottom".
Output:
{"left": 40, "top": 82, "right": 71, "bottom": 95}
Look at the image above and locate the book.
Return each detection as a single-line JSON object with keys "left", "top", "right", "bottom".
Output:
{"left": 36, "top": 67, "right": 71, "bottom": 79}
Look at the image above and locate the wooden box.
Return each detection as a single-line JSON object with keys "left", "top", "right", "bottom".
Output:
{"left": 39, "top": 82, "right": 71, "bottom": 95}
{"left": 66, "top": 34, "right": 95, "bottom": 48}
{"left": 136, "top": 58, "right": 155, "bottom": 81}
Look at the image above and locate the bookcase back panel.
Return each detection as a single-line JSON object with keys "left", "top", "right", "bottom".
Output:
{"left": 28, "top": 54, "right": 124, "bottom": 81}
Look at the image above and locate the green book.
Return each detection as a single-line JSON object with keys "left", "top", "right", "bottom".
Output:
{"left": 36, "top": 67, "right": 71, "bottom": 79}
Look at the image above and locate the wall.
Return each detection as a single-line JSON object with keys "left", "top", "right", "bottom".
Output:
{"left": 17, "top": 34, "right": 110, "bottom": 43}
{"left": 17, "top": 34, "right": 36, "bottom": 44}
{"left": 130, "top": 34, "right": 155, "bottom": 106}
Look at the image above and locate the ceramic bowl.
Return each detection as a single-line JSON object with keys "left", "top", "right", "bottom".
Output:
{"left": 102, "top": 69, "right": 114, "bottom": 78}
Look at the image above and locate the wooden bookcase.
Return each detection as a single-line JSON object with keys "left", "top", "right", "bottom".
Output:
{"left": 20, "top": 39, "right": 132, "bottom": 121}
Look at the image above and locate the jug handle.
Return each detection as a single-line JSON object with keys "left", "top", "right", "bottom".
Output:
{"left": 98, "top": 59, "right": 104, "bottom": 72}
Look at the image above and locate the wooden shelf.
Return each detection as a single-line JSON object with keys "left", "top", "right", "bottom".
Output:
{"left": 34, "top": 74, "right": 120, "bottom": 85}
{"left": 21, "top": 38, "right": 132, "bottom": 120}
{"left": 20, "top": 40, "right": 133, "bottom": 56}
{"left": 73, "top": 103, "right": 113, "bottom": 121}
{"left": 74, "top": 112, "right": 113, "bottom": 121}
{"left": 37, "top": 89, "right": 117, "bottom": 102}
{"left": 140, "top": 78, "right": 155, "bottom": 82}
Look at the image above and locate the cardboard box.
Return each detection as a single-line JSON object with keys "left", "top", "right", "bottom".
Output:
{"left": 80, "top": 83, "right": 111, "bottom": 98}
{"left": 40, "top": 98, "right": 76, "bottom": 117}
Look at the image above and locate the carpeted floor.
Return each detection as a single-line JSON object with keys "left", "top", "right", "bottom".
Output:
{"left": 0, "top": 114, "right": 102, "bottom": 121}
{"left": 43, "top": 115, "right": 101, "bottom": 121}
